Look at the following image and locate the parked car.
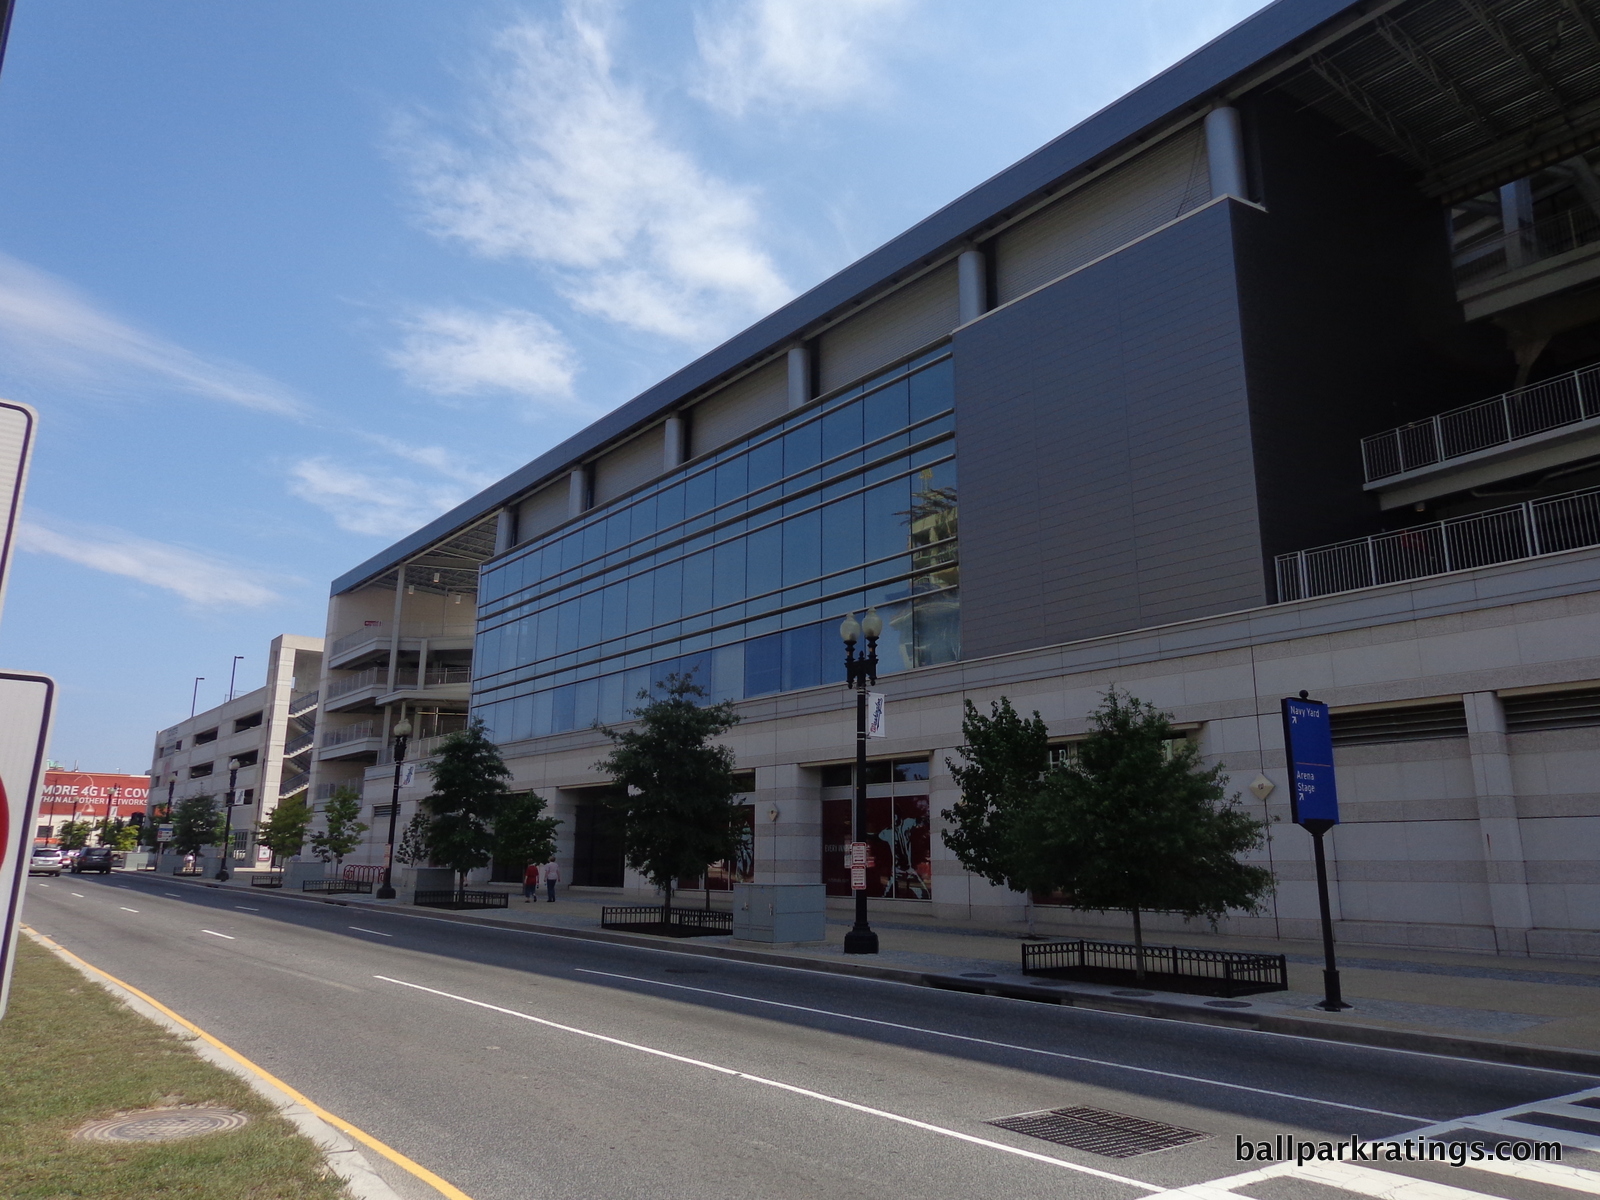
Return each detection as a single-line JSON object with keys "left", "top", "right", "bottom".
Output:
{"left": 71, "top": 846, "right": 114, "bottom": 874}
{"left": 28, "top": 847, "right": 63, "bottom": 876}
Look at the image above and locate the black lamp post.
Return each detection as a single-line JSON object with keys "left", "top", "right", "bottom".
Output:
{"left": 375, "top": 716, "right": 413, "bottom": 900}
{"left": 216, "top": 758, "right": 241, "bottom": 882}
{"left": 840, "top": 608, "right": 882, "bottom": 955}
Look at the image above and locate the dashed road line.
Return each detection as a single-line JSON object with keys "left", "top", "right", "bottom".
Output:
{"left": 349, "top": 927, "right": 393, "bottom": 937}
{"left": 201, "top": 930, "right": 235, "bottom": 940}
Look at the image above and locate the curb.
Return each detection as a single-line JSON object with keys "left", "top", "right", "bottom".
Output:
{"left": 25, "top": 927, "right": 409, "bottom": 1200}
{"left": 140, "top": 871, "right": 1600, "bottom": 1079}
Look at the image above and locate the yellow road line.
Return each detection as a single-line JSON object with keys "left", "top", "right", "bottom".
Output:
{"left": 24, "top": 927, "right": 473, "bottom": 1200}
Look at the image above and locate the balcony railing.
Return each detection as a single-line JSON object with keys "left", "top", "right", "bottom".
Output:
{"left": 378, "top": 732, "right": 457, "bottom": 764}
{"left": 321, "top": 721, "right": 375, "bottom": 748}
{"left": 1453, "top": 204, "right": 1600, "bottom": 288}
{"left": 329, "top": 621, "right": 477, "bottom": 658}
{"left": 287, "top": 690, "right": 318, "bottom": 718}
{"left": 1362, "top": 363, "right": 1600, "bottom": 483}
{"left": 278, "top": 771, "right": 309, "bottom": 798}
{"left": 1275, "top": 483, "right": 1600, "bottom": 602}
{"left": 327, "top": 668, "right": 383, "bottom": 699}
{"left": 391, "top": 665, "right": 474, "bottom": 689}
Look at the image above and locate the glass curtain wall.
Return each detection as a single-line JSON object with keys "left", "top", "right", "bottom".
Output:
{"left": 472, "top": 347, "right": 959, "bottom": 740}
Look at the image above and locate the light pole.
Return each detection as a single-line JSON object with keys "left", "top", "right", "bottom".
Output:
{"left": 191, "top": 676, "right": 205, "bottom": 719}
{"left": 840, "top": 608, "right": 882, "bottom": 955}
{"left": 375, "top": 716, "right": 412, "bottom": 899}
{"left": 216, "top": 758, "right": 241, "bottom": 882}
{"left": 228, "top": 656, "right": 244, "bottom": 702}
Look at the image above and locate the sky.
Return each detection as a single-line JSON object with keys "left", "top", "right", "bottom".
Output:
{"left": 0, "top": 0, "right": 1272, "bottom": 772}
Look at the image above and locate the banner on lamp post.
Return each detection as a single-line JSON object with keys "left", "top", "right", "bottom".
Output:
{"left": 865, "top": 692, "right": 886, "bottom": 739}
{"left": 0, "top": 671, "right": 55, "bottom": 1021}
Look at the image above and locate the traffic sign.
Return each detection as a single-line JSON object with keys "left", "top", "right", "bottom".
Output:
{"left": 0, "top": 671, "right": 55, "bottom": 1020}
{"left": 850, "top": 867, "right": 866, "bottom": 891}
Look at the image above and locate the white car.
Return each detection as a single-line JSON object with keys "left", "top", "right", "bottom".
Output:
{"left": 29, "top": 847, "right": 63, "bottom": 876}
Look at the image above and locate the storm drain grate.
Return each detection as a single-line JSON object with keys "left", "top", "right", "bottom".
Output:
{"left": 988, "top": 1106, "right": 1209, "bottom": 1158}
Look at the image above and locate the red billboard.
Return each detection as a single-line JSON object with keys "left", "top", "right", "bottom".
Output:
{"left": 40, "top": 770, "right": 150, "bottom": 825}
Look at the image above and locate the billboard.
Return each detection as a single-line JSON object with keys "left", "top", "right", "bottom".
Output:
{"left": 38, "top": 770, "right": 151, "bottom": 831}
{"left": 0, "top": 671, "right": 55, "bottom": 1020}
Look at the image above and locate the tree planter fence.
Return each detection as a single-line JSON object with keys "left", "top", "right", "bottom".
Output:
{"left": 601, "top": 905, "right": 733, "bottom": 938}
{"left": 1021, "top": 938, "right": 1287, "bottom": 998}
{"left": 301, "top": 878, "right": 373, "bottom": 895}
{"left": 250, "top": 872, "right": 284, "bottom": 889}
{"left": 414, "top": 889, "right": 509, "bottom": 910}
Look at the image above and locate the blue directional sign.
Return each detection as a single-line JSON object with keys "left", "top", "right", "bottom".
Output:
{"left": 1280, "top": 697, "right": 1339, "bottom": 826}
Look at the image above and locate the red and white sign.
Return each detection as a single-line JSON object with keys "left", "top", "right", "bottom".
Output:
{"left": 39, "top": 770, "right": 150, "bottom": 827}
{"left": 0, "top": 402, "right": 36, "bottom": 622}
{"left": 0, "top": 671, "right": 55, "bottom": 1019}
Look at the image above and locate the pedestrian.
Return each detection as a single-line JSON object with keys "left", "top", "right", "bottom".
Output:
{"left": 522, "top": 861, "right": 540, "bottom": 903}
{"left": 542, "top": 858, "right": 560, "bottom": 903}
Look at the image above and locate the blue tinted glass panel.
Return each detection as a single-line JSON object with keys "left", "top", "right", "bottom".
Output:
{"left": 744, "top": 633, "right": 781, "bottom": 697}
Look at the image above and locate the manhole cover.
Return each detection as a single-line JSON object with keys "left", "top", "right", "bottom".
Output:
{"left": 989, "top": 1106, "right": 1209, "bottom": 1158}
{"left": 75, "top": 1106, "right": 250, "bottom": 1143}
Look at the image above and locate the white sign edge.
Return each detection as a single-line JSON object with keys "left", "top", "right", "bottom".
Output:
{"left": 0, "top": 671, "right": 56, "bottom": 1022}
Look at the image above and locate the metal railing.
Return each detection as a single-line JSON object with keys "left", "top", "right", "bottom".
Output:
{"left": 415, "top": 889, "right": 510, "bottom": 910}
{"left": 1276, "top": 483, "right": 1600, "bottom": 602}
{"left": 287, "top": 690, "right": 319, "bottom": 717}
{"left": 1453, "top": 204, "right": 1600, "bottom": 288}
{"left": 342, "top": 864, "right": 384, "bottom": 884}
{"left": 277, "top": 771, "right": 309, "bottom": 798}
{"left": 390, "top": 665, "right": 474, "bottom": 688}
{"left": 313, "top": 781, "right": 354, "bottom": 802}
{"left": 282, "top": 732, "right": 315, "bottom": 757}
{"left": 1362, "top": 363, "right": 1600, "bottom": 482}
{"left": 377, "top": 731, "right": 457, "bottom": 764}
{"left": 329, "top": 622, "right": 478, "bottom": 658}
{"left": 321, "top": 721, "right": 376, "bottom": 748}
{"left": 302, "top": 878, "right": 373, "bottom": 895}
{"left": 1020, "top": 938, "right": 1287, "bottom": 997}
{"left": 250, "top": 872, "right": 284, "bottom": 888}
{"left": 327, "top": 668, "right": 384, "bottom": 699}
{"left": 601, "top": 905, "right": 734, "bottom": 936}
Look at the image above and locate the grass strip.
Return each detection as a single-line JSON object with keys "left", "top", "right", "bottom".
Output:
{"left": 0, "top": 937, "right": 349, "bottom": 1199}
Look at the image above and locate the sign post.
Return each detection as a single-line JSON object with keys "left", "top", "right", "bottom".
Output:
{"left": 1281, "top": 690, "right": 1349, "bottom": 1011}
{"left": 0, "top": 671, "right": 55, "bottom": 1021}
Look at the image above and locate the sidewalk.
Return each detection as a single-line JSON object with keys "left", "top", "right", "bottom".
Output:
{"left": 131, "top": 869, "right": 1600, "bottom": 1075}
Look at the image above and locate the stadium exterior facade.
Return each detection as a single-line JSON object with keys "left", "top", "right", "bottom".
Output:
{"left": 309, "top": 0, "right": 1600, "bottom": 958}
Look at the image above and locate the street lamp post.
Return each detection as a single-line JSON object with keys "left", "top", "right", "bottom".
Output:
{"left": 839, "top": 608, "right": 882, "bottom": 955}
{"left": 191, "top": 676, "right": 205, "bottom": 719}
{"left": 375, "top": 717, "right": 412, "bottom": 900}
{"left": 216, "top": 758, "right": 241, "bottom": 882}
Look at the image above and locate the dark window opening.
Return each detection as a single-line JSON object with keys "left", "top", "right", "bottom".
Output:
{"left": 1504, "top": 688, "right": 1600, "bottom": 733}
{"left": 194, "top": 728, "right": 218, "bottom": 745}
{"left": 189, "top": 763, "right": 214, "bottom": 779}
{"left": 1330, "top": 702, "right": 1468, "bottom": 746}
{"left": 231, "top": 750, "right": 259, "bottom": 768}
{"left": 233, "top": 711, "right": 263, "bottom": 732}
{"left": 572, "top": 801, "right": 626, "bottom": 887}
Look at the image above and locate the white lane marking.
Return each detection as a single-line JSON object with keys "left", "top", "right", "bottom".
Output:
{"left": 70, "top": 892, "right": 84, "bottom": 898}
{"left": 164, "top": 893, "right": 179, "bottom": 897}
{"left": 1454, "top": 1155, "right": 1600, "bottom": 1195}
{"left": 349, "top": 927, "right": 393, "bottom": 937}
{"left": 120, "top": 907, "right": 139, "bottom": 913}
{"left": 573, "top": 968, "right": 1425, "bottom": 1123}
{"left": 200, "top": 930, "right": 235, "bottom": 940}
{"left": 234, "top": 906, "right": 258, "bottom": 911}
{"left": 37, "top": 883, "right": 49, "bottom": 887}
{"left": 375, "top": 974, "right": 1157, "bottom": 1189}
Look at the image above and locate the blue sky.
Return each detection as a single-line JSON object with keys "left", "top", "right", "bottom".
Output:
{"left": 0, "top": 0, "right": 1270, "bottom": 771}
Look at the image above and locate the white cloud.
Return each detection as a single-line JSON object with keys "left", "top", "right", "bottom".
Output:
{"left": 0, "top": 252, "right": 307, "bottom": 418}
{"left": 19, "top": 518, "right": 284, "bottom": 608}
{"left": 361, "top": 434, "right": 502, "bottom": 491}
{"left": 287, "top": 458, "right": 474, "bottom": 539}
{"left": 693, "top": 0, "right": 912, "bottom": 117}
{"left": 400, "top": 2, "right": 791, "bottom": 344}
{"left": 387, "top": 306, "right": 582, "bottom": 413}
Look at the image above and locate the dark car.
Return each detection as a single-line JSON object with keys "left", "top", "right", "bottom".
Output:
{"left": 71, "top": 846, "right": 114, "bottom": 874}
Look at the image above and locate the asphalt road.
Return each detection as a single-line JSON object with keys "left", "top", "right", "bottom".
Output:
{"left": 19, "top": 872, "right": 1600, "bottom": 1200}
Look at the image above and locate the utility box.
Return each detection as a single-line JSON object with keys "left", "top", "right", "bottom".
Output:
{"left": 283, "top": 859, "right": 326, "bottom": 890}
{"left": 732, "top": 883, "right": 826, "bottom": 944}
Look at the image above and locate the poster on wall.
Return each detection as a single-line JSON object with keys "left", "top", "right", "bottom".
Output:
{"left": 821, "top": 795, "right": 931, "bottom": 899}
{"left": 0, "top": 671, "right": 56, "bottom": 1021}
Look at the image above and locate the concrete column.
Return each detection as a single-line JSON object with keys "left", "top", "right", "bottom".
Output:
{"left": 386, "top": 565, "right": 406, "bottom": 695}
{"left": 1500, "top": 179, "right": 1534, "bottom": 269}
{"left": 756, "top": 762, "right": 821, "bottom": 885}
{"left": 493, "top": 506, "right": 516, "bottom": 554}
{"left": 1465, "top": 691, "right": 1533, "bottom": 953}
{"left": 957, "top": 248, "right": 987, "bottom": 325}
{"left": 1205, "top": 106, "right": 1247, "bottom": 200}
{"left": 786, "top": 345, "right": 812, "bottom": 411}
{"left": 662, "top": 415, "right": 685, "bottom": 471}
{"left": 567, "top": 467, "right": 589, "bottom": 519}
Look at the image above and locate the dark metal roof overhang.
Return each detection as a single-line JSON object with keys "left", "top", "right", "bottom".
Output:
{"left": 1273, "top": 0, "right": 1600, "bottom": 202}
{"left": 333, "top": 0, "right": 1389, "bottom": 597}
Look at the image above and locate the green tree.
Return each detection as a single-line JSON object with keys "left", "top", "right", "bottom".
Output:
{"left": 395, "top": 811, "right": 432, "bottom": 867}
{"left": 96, "top": 817, "right": 140, "bottom": 851}
{"left": 494, "top": 792, "right": 560, "bottom": 878}
{"left": 421, "top": 719, "right": 511, "bottom": 890}
{"left": 309, "top": 787, "right": 367, "bottom": 870}
{"left": 595, "top": 674, "right": 741, "bottom": 924}
{"left": 56, "top": 820, "right": 93, "bottom": 851}
{"left": 170, "top": 795, "right": 222, "bottom": 858}
{"left": 258, "top": 798, "right": 312, "bottom": 865}
{"left": 945, "top": 690, "right": 1274, "bottom": 978}
{"left": 942, "top": 697, "right": 1052, "bottom": 887}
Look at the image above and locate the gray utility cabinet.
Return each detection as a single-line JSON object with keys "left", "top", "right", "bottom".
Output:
{"left": 732, "top": 883, "right": 826, "bottom": 943}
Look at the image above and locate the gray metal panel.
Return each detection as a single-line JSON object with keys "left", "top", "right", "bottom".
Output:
{"left": 331, "top": 0, "right": 1366, "bottom": 595}
{"left": 955, "top": 200, "right": 1265, "bottom": 660}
